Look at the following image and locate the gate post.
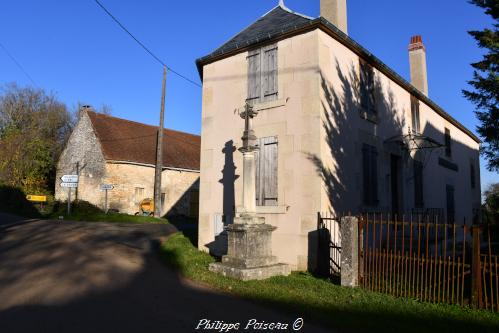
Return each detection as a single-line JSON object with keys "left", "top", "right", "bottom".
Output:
{"left": 340, "top": 216, "right": 359, "bottom": 287}
{"left": 471, "top": 225, "right": 482, "bottom": 308}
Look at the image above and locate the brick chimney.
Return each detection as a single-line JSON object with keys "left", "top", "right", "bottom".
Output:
{"left": 409, "top": 35, "right": 428, "bottom": 96}
{"left": 321, "top": 0, "right": 348, "bottom": 35}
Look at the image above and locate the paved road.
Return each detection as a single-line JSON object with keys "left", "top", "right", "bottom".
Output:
{"left": 0, "top": 218, "right": 329, "bottom": 333}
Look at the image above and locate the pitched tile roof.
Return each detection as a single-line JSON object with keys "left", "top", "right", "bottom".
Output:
{"left": 87, "top": 111, "right": 200, "bottom": 171}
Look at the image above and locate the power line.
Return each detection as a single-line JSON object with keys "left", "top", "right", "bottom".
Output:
{"left": 0, "top": 41, "right": 37, "bottom": 87}
{"left": 94, "top": 0, "right": 201, "bottom": 88}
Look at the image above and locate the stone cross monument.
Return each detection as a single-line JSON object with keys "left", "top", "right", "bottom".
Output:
{"left": 209, "top": 103, "right": 290, "bottom": 280}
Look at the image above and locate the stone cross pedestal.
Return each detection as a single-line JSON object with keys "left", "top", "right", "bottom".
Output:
{"left": 209, "top": 103, "right": 290, "bottom": 280}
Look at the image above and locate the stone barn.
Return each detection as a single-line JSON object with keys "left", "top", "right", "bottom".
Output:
{"left": 55, "top": 108, "right": 200, "bottom": 217}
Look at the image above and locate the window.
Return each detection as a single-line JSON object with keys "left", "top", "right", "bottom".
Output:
{"left": 247, "top": 44, "right": 278, "bottom": 105}
{"left": 411, "top": 96, "right": 420, "bottom": 133}
{"left": 359, "top": 59, "right": 376, "bottom": 116}
{"left": 362, "top": 144, "right": 378, "bottom": 206}
{"left": 161, "top": 193, "right": 166, "bottom": 208}
{"left": 255, "top": 136, "right": 278, "bottom": 206}
{"left": 446, "top": 185, "right": 455, "bottom": 224}
{"left": 414, "top": 161, "right": 424, "bottom": 208}
{"left": 134, "top": 187, "right": 144, "bottom": 202}
{"left": 444, "top": 128, "right": 452, "bottom": 157}
{"left": 470, "top": 163, "right": 476, "bottom": 189}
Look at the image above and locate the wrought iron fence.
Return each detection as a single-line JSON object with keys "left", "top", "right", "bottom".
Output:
{"left": 317, "top": 212, "right": 342, "bottom": 278}
{"left": 317, "top": 212, "right": 499, "bottom": 312}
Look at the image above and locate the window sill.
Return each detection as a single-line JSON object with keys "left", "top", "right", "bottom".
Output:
{"left": 253, "top": 98, "right": 288, "bottom": 112}
{"left": 256, "top": 205, "right": 288, "bottom": 214}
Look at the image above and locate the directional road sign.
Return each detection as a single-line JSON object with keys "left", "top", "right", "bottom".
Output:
{"left": 100, "top": 184, "right": 114, "bottom": 191}
{"left": 61, "top": 175, "right": 78, "bottom": 183}
{"left": 60, "top": 182, "right": 78, "bottom": 188}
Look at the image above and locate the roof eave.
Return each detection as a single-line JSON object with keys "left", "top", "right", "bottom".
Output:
{"left": 195, "top": 18, "right": 481, "bottom": 144}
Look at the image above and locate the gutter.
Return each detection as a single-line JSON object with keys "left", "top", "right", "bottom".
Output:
{"left": 106, "top": 160, "right": 200, "bottom": 173}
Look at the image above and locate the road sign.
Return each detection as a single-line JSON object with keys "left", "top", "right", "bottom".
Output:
{"left": 60, "top": 182, "right": 78, "bottom": 188}
{"left": 26, "top": 195, "right": 47, "bottom": 202}
{"left": 61, "top": 175, "right": 78, "bottom": 183}
{"left": 100, "top": 184, "right": 114, "bottom": 191}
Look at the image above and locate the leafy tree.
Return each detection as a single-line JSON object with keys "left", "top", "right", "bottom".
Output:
{"left": 463, "top": 0, "right": 499, "bottom": 172}
{"left": 0, "top": 84, "right": 74, "bottom": 193}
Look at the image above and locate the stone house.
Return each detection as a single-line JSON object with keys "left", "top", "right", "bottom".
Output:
{"left": 195, "top": 0, "right": 481, "bottom": 270}
{"left": 55, "top": 109, "right": 200, "bottom": 217}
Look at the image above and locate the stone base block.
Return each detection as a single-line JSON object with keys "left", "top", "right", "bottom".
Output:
{"left": 209, "top": 262, "right": 290, "bottom": 281}
{"left": 222, "top": 255, "right": 278, "bottom": 268}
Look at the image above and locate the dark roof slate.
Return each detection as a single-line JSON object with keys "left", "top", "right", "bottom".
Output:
{"left": 195, "top": 6, "right": 480, "bottom": 144}
{"left": 87, "top": 111, "right": 200, "bottom": 171}
{"left": 211, "top": 6, "right": 311, "bottom": 57}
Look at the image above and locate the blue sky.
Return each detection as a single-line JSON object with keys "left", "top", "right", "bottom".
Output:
{"left": 0, "top": 0, "right": 496, "bottom": 192}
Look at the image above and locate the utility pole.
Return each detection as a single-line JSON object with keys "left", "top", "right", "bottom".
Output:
{"left": 154, "top": 66, "right": 166, "bottom": 218}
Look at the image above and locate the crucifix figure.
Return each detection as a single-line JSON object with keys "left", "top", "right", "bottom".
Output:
{"left": 239, "top": 102, "right": 259, "bottom": 153}
{"left": 237, "top": 102, "right": 259, "bottom": 217}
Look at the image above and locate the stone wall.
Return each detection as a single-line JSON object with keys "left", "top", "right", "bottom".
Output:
{"left": 55, "top": 111, "right": 106, "bottom": 204}
{"left": 56, "top": 111, "right": 200, "bottom": 217}
{"left": 103, "top": 163, "right": 199, "bottom": 216}
{"left": 198, "top": 31, "right": 322, "bottom": 270}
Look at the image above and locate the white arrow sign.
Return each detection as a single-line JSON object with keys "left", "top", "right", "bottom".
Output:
{"left": 61, "top": 175, "right": 78, "bottom": 183}
{"left": 60, "top": 182, "right": 78, "bottom": 188}
{"left": 100, "top": 184, "right": 114, "bottom": 191}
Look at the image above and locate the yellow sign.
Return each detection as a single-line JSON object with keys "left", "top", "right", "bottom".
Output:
{"left": 26, "top": 195, "right": 47, "bottom": 202}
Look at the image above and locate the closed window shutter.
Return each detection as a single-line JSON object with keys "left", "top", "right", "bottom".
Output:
{"left": 247, "top": 50, "right": 261, "bottom": 104}
{"left": 370, "top": 146, "right": 378, "bottom": 204}
{"left": 362, "top": 144, "right": 378, "bottom": 205}
{"left": 411, "top": 96, "right": 420, "bottom": 133}
{"left": 414, "top": 161, "right": 424, "bottom": 207}
{"left": 367, "top": 67, "right": 376, "bottom": 114}
{"left": 256, "top": 136, "right": 278, "bottom": 206}
{"left": 263, "top": 46, "right": 278, "bottom": 101}
{"left": 362, "top": 144, "right": 370, "bottom": 205}
{"left": 360, "top": 61, "right": 369, "bottom": 109}
{"left": 444, "top": 128, "right": 452, "bottom": 157}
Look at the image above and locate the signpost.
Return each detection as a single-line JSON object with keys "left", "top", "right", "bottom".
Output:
{"left": 100, "top": 184, "right": 114, "bottom": 213}
{"left": 61, "top": 175, "right": 78, "bottom": 215}
{"left": 26, "top": 195, "right": 47, "bottom": 212}
{"left": 26, "top": 195, "right": 47, "bottom": 202}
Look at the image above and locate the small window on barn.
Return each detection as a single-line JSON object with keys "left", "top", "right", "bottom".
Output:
{"left": 247, "top": 44, "right": 278, "bottom": 105}
{"left": 411, "top": 95, "right": 420, "bottom": 133}
{"left": 362, "top": 144, "right": 378, "bottom": 206}
{"left": 161, "top": 193, "right": 166, "bottom": 208}
{"left": 414, "top": 161, "right": 424, "bottom": 208}
{"left": 444, "top": 128, "right": 452, "bottom": 157}
{"left": 255, "top": 136, "right": 278, "bottom": 206}
{"left": 359, "top": 59, "right": 376, "bottom": 117}
{"left": 134, "top": 187, "right": 144, "bottom": 202}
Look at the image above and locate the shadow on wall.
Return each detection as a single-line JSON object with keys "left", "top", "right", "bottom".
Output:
{"left": 306, "top": 60, "right": 480, "bottom": 273}
{"left": 205, "top": 140, "right": 240, "bottom": 257}
{"left": 164, "top": 178, "right": 200, "bottom": 218}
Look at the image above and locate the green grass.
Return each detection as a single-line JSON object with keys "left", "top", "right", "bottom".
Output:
{"left": 45, "top": 200, "right": 168, "bottom": 224}
{"left": 160, "top": 232, "right": 499, "bottom": 333}
{"left": 52, "top": 212, "right": 168, "bottom": 224}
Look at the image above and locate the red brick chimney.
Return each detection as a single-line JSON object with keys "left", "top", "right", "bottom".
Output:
{"left": 408, "top": 35, "right": 428, "bottom": 96}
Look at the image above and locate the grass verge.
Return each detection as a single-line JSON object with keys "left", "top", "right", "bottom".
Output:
{"left": 160, "top": 232, "right": 499, "bottom": 333}
{"left": 46, "top": 200, "right": 168, "bottom": 224}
